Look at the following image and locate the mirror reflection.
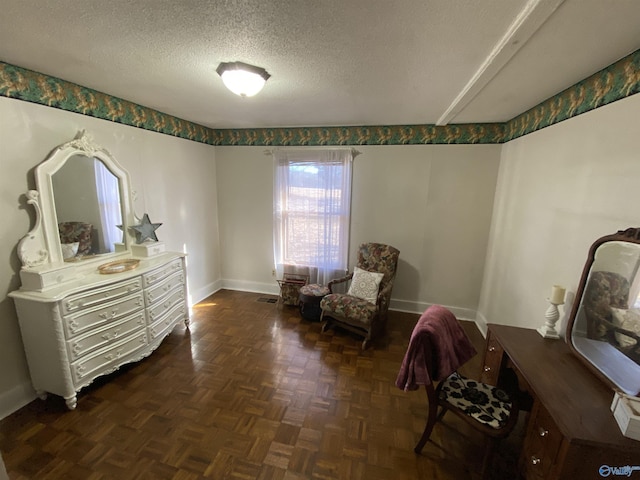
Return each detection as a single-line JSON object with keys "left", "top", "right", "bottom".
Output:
{"left": 571, "top": 241, "right": 640, "bottom": 395}
{"left": 52, "top": 155, "right": 123, "bottom": 260}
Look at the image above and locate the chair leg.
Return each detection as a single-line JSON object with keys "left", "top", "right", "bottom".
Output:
{"left": 415, "top": 385, "right": 439, "bottom": 454}
{"left": 480, "top": 437, "right": 497, "bottom": 480}
{"left": 415, "top": 408, "right": 437, "bottom": 454}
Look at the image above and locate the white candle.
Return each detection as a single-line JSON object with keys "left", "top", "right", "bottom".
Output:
{"left": 550, "top": 285, "right": 566, "bottom": 304}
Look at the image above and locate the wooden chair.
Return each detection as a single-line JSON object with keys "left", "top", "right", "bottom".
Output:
{"left": 396, "top": 305, "right": 519, "bottom": 479}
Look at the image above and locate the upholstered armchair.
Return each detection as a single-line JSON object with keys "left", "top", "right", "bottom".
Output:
{"left": 58, "top": 221, "right": 93, "bottom": 257}
{"left": 583, "top": 270, "right": 640, "bottom": 361}
{"left": 320, "top": 242, "right": 400, "bottom": 348}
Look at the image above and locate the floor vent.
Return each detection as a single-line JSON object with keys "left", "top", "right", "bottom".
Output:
{"left": 257, "top": 297, "right": 278, "bottom": 303}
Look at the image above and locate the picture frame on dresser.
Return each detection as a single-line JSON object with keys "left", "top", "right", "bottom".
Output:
{"left": 9, "top": 131, "right": 190, "bottom": 410}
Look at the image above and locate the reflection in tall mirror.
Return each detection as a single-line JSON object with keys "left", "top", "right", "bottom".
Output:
{"left": 52, "top": 155, "right": 123, "bottom": 259}
{"left": 568, "top": 230, "right": 640, "bottom": 396}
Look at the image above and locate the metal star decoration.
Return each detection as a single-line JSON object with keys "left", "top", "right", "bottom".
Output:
{"left": 129, "top": 213, "right": 162, "bottom": 243}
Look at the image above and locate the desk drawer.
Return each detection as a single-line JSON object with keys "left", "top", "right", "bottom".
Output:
{"left": 480, "top": 331, "right": 504, "bottom": 385}
{"left": 521, "top": 401, "right": 562, "bottom": 479}
{"left": 63, "top": 277, "right": 142, "bottom": 315}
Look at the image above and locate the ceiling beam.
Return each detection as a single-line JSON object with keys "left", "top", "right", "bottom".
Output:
{"left": 436, "top": 0, "right": 566, "bottom": 126}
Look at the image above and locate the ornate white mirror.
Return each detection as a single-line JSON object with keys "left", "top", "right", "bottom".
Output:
{"left": 18, "top": 131, "right": 134, "bottom": 274}
{"left": 566, "top": 228, "right": 640, "bottom": 396}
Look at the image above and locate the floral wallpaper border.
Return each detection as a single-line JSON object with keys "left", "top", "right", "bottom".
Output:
{"left": 1, "top": 49, "right": 638, "bottom": 146}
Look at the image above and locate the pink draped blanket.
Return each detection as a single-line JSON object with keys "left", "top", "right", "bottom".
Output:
{"left": 395, "top": 305, "right": 477, "bottom": 391}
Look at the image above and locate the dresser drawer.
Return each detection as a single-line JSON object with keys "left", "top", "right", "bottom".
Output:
{"left": 480, "top": 331, "right": 504, "bottom": 385}
{"left": 147, "top": 286, "right": 185, "bottom": 324}
{"left": 71, "top": 330, "right": 148, "bottom": 385}
{"left": 62, "top": 277, "right": 142, "bottom": 315}
{"left": 148, "top": 301, "right": 186, "bottom": 341}
{"left": 521, "top": 401, "right": 562, "bottom": 479}
{"left": 64, "top": 292, "right": 144, "bottom": 338}
{"left": 67, "top": 310, "right": 146, "bottom": 362}
{"left": 142, "top": 258, "right": 183, "bottom": 287}
{"left": 145, "top": 270, "right": 185, "bottom": 305}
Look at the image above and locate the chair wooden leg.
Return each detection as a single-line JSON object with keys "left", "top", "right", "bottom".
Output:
{"left": 415, "top": 385, "right": 439, "bottom": 454}
{"left": 480, "top": 437, "right": 497, "bottom": 480}
{"left": 415, "top": 407, "right": 437, "bottom": 453}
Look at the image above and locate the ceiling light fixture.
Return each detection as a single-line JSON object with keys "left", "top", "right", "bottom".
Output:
{"left": 216, "top": 61, "right": 271, "bottom": 97}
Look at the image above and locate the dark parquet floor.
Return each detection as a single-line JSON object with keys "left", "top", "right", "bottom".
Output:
{"left": 0, "top": 290, "right": 524, "bottom": 479}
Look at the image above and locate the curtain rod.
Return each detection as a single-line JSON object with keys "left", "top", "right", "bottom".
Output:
{"left": 263, "top": 148, "right": 361, "bottom": 158}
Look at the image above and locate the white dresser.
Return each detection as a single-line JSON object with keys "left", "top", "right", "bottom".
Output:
{"left": 11, "top": 253, "right": 189, "bottom": 409}
{"left": 9, "top": 132, "right": 191, "bottom": 410}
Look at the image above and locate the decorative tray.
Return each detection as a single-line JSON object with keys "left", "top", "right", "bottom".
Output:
{"left": 98, "top": 259, "right": 140, "bottom": 274}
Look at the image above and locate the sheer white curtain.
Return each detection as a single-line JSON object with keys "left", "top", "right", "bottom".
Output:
{"left": 273, "top": 149, "right": 353, "bottom": 286}
{"left": 94, "top": 160, "right": 122, "bottom": 252}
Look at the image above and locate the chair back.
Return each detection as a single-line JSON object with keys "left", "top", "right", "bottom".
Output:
{"left": 583, "top": 270, "right": 630, "bottom": 340}
{"left": 58, "top": 221, "right": 93, "bottom": 255}
{"left": 357, "top": 242, "right": 400, "bottom": 290}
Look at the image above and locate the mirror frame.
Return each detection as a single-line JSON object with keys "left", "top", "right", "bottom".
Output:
{"left": 17, "top": 131, "right": 134, "bottom": 268}
{"left": 565, "top": 227, "right": 640, "bottom": 395}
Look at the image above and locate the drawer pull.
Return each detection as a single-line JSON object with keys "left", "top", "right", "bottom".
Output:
{"left": 539, "top": 427, "right": 548, "bottom": 437}
{"left": 101, "top": 329, "right": 121, "bottom": 341}
{"left": 99, "top": 308, "right": 119, "bottom": 320}
{"left": 483, "top": 366, "right": 491, "bottom": 372}
{"left": 531, "top": 456, "right": 541, "bottom": 466}
{"left": 104, "top": 348, "right": 124, "bottom": 361}
{"left": 488, "top": 346, "right": 496, "bottom": 352}
{"left": 68, "top": 320, "right": 80, "bottom": 334}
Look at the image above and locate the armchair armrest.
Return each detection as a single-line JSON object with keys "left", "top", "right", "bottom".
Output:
{"left": 377, "top": 282, "right": 393, "bottom": 311}
{"left": 328, "top": 273, "right": 353, "bottom": 294}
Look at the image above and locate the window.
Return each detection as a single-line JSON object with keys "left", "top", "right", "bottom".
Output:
{"left": 273, "top": 149, "right": 353, "bottom": 285}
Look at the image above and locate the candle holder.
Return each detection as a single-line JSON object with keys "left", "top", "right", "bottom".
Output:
{"left": 538, "top": 298, "right": 563, "bottom": 339}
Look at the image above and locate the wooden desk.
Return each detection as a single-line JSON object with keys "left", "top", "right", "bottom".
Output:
{"left": 482, "top": 324, "right": 640, "bottom": 480}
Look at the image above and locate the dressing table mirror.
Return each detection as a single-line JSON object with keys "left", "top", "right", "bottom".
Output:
{"left": 566, "top": 227, "right": 640, "bottom": 396}
{"left": 10, "top": 131, "right": 189, "bottom": 410}
{"left": 17, "top": 131, "right": 134, "bottom": 288}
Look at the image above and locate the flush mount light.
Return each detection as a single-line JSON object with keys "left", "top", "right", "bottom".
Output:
{"left": 216, "top": 61, "right": 271, "bottom": 97}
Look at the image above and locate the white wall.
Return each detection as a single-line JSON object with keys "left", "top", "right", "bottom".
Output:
{"left": 215, "top": 144, "right": 501, "bottom": 318}
{"left": 0, "top": 97, "right": 221, "bottom": 417}
{"left": 478, "top": 94, "right": 640, "bottom": 335}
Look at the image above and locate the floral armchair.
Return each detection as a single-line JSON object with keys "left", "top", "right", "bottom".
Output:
{"left": 583, "top": 270, "right": 640, "bottom": 362}
{"left": 58, "top": 221, "right": 93, "bottom": 256}
{"left": 320, "top": 242, "right": 400, "bottom": 349}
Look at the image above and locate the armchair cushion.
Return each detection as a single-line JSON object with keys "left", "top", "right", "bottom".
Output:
{"left": 347, "top": 267, "right": 384, "bottom": 304}
{"left": 611, "top": 307, "right": 640, "bottom": 348}
{"left": 320, "top": 293, "right": 378, "bottom": 325}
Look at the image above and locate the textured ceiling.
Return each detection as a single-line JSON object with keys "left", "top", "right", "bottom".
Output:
{"left": 0, "top": 0, "right": 639, "bottom": 129}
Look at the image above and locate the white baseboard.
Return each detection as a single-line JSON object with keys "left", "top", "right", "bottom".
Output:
{"left": 474, "top": 311, "right": 489, "bottom": 338}
{"left": 0, "top": 381, "right": 35, "bottom": 420}
{"left": 189, "top": 279, "right": 223, "bottom": 306}
{"left": 390, "top": 298, "right": 478, "bottom": 322}
{"left": 221, "top": 279, "right": 280, "bottom": 296}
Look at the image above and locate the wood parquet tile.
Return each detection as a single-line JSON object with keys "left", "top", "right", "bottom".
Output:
{"left": 0, "top": 289, "right": 523, "bottom": 479}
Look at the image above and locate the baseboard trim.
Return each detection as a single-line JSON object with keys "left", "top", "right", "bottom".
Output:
{"left": 0, "top": 381, "right": 35, "bottom": 420}
{"left": 390, "top": 298, "right": 478, "bottom": 322}
{"left": 221, "top": 279, "right": 280, "bottom": 296}
{"left": 474, "top": 311, "right": 489, "bottom": 337}
{"left": 189, "top": 279, "right": 223, "bottom": 306}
